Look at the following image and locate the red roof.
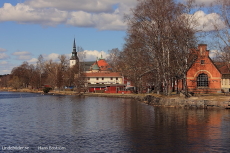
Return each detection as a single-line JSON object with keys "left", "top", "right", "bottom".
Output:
{"left": 217, "top": 64, "right": 230, "bottom": 74}
{"left": 92, "top": 59, "right": 111, "bottom": 71}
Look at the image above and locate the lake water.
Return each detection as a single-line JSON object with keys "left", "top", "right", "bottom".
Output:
{"left": 0, "top": 92, "right": 230, "bottom": 153}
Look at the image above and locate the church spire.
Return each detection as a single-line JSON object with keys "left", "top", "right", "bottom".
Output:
{"left": 73, "top": 38, "right": 76, "bottom": 53}
{"left": 70, "top": 38, "right": 79, "bottom": 67}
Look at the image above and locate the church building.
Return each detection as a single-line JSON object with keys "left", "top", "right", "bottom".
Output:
{"left": 69, "top": 38, "right": 128, "bottom": 93}
{"left": 70, "top": 38, "right": 79, "bottom": 68}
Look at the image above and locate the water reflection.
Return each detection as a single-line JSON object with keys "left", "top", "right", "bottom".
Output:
{"left": 0, "top": 93, "right": 230, "bottom": 152}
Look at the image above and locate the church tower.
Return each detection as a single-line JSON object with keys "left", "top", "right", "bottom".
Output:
{"left": 70, "top": 38, "right": 79, "bottom": 67}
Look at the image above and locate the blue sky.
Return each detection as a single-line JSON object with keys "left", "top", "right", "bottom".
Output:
{"left": 0, "top": 0, "right": 220, "bottom": 75}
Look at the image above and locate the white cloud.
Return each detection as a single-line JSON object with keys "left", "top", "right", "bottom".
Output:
{"left": 0, "top": 0, "right": 136, "bottom": 30}
{"left": 209, "top": 50, "right": 218, "bottom": 58}
{"left": 0, "top": 3, "right": 68, "bottom": 25}
{"left": 44, "top": 53, "right": 60, "bottom": 61}
{"left": 25, "top": 0, "right": 114, "bottom": 13}
{"left": 67, "top": 10, "right": 127, "bottom": 30}
{"left": 2, "top": 0, "right": 223, "bottom": 32}
{"left": 36, "top": 50, "right": 109, "bottom": 63}
{"left": 93, "top": 12, "right": 127, "bottom": 30}
{"left": 12, "top": 51, "right": 30, "bottom": 56}
{"left": 0, "top": 69, "right": 11, "bottom": 75}
{"left": 27, "top": 58, "right": 38, "bottom": 64}
{"left": 84, "top": 50, "right": 109, "bottom": 61}
{"left": 0, "top": 53, "right": 9, "bottom": 60}
{"left": 0, "top": 61, "right": 8, "bottom": 65}
{"left": 67, "top": 11, "right": 94, "bottom": 27}
{"left": 65, "top": 50, "right": 109, "bottom": 61}
{"left": 185, "top": 10, "right": 225, "bottom": 32}
{"left": 12, "top": 51, "right": 32, "bottom": 60}
{"left": 0, "top": 63, "right": 16, "bottom": 75}
{"left": 0, "top": 48, "right": 7, "bottom": 52}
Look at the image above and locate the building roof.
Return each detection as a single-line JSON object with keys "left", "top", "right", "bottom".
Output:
{"left": 92, "top": 64, "right": 100, "bottom": 70}
{"left": 216, "top": 63, "right": 230, "bottom": 74}
{"left": 84, "top": 72, "right": 122, "bottom": 77}
{"left": 94, "top": 59, "right": 111, "bottom": 71}
{"left": 80, "top": 61, "right": 95, "bottom": 71}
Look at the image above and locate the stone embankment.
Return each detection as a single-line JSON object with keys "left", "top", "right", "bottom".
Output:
{"left": 1, "top": 88, "right": 230, "bottom": 109}
{"left": 84, "top": 93, "right": 230, "bottom": 109}
{"left": 140, "top": 95, "right": 230, "bottom": 109}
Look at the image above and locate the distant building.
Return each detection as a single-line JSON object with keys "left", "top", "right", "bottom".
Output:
{"left": 69, "top": 38, "right": 128, "bottom": 93}
{"left": 84, "top": 57, "right": 125, "bottom": 93}
{"left": 69, "top": 38, "right": 79, "bottom": 68}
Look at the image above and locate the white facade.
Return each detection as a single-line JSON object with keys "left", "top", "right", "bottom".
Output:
{"left": 86, "top": 76, "right": 123, "bottom": 84}
{"left": 70, "top": 60, "right": 77, "bottom": 68}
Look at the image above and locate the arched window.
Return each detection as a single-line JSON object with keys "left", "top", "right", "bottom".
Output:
{"left": 197, "top": 73, "right": 208, "bottom": 87}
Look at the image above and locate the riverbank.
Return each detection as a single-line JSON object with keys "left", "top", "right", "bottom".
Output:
{"left": 86, "top": 93, "right": 230, "bottom": 109}
{"left": 1, "top": 88, "right": 230, "bottom": 109}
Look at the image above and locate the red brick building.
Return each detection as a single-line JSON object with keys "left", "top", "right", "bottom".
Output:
{"left": 179, "top": 44, "right": 222, "bottom": 93}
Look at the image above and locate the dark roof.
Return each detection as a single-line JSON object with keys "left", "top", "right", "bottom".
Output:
{"left": 222, "top": 74, "right": 230, "bottom": 79}
{"left": 80, "top": 61, "right": 95, "bottom": 71}
{"left": 216, "top": 63, "right": 230, "bottom": 74}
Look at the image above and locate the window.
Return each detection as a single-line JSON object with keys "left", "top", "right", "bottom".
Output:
{"left": 102, "top": 77, "right": 104, "bottom": 80}
{"left": 88, "top": 78, "right": 90, "bottom": 80}
{"left": 96, "top": 77, "right": 99, "bottom": 80}
{"left": 116, "top": 77, "right": 118, "bottom": 80}
{"left": 197, "top": 73, "right": 208, "bottom": 87}
{"left": 111, "top": 77, "right": 113, "bottom": 80}
{"left": 201, "top": 60, "right": 205, "bottom": 64}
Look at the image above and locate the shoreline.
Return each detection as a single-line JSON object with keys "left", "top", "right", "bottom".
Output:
{"left": 1, "top": 89, "right": 230, "bottom": 109}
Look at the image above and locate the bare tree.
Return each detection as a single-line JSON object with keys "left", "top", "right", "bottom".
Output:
{"left": 9, "top": 76, "right": 22, "bottom": 90}
{"left": 208, "top": 0, "right": 230, "bottom": 69}
{"left": 107, "top": 48, "right": 122, "bottom": 72}
{"left": 43, "top": 60, "right": 58, "bottom": 89}
{"left": 36, "top": 54, "right": 45, "bottom": 87}
{"left": 0, "top": 74, "right": 10, "bottom": 89}
{"left": 123, "top": 0, "right": 198, "bottom": 95}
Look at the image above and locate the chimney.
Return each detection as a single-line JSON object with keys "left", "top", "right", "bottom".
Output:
{"left": 198, "top": 44, "right": 208, "bottom": 56}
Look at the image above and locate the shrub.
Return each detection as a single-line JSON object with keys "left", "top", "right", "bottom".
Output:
{"left": 65, "top": 89, "right": 73, "bottom": 91}
{"left": 43, "top": 87, "right": 52, "bottom": 93}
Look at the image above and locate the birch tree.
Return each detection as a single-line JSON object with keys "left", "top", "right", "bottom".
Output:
{"left": 124, "top": 0, "right": 198, "bottom": 95}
